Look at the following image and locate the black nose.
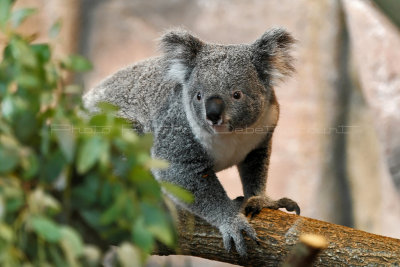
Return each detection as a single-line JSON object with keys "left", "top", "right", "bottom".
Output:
{"left": 206, "top": 96, "right": 225, "bottom": 125}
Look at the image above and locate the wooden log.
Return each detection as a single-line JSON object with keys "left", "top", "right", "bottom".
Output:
{"left": 154, "top": 208, "right": 400, "bottom": 266}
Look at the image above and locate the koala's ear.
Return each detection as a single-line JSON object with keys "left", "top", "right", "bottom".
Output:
{"left": 160, "top": 29, "right": 204, "bottom": 83}
{"left": 252, "top": 28, "right": 296, "bottom": 85}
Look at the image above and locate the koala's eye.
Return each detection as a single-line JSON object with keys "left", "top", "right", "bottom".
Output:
{"left": 196, "top": 92, "right": 202, "bottom": 101}
{"left": 233, "top": 91, "right": 242, "bottom": 100}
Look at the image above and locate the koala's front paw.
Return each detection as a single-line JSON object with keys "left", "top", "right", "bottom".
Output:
{"left": 232, "top": 196, "right": 245, "bottom": 211}
{"left": 244, "top": 196, "right": 300, "bottom": 218}
{"left": 218, "top": 214, "right": 258, "bottom": 257}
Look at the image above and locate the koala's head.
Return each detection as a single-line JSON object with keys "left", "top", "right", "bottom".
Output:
{"left": 161, "top": 28, "right": 295, "bottom": 134}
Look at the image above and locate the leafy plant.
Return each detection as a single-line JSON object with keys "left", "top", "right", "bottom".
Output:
{"left": 0, "top": 0, "right": 190, "bottom": 266}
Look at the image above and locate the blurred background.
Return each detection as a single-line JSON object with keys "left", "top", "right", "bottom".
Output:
{"left": 11, "top": 0, "right": 400, "bottom": 266}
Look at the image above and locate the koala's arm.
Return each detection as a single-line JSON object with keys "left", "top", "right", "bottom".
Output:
{"left": 238, "top": 132, "right": 300, "bottom": 216}
{"left": 151, "top": 111, "right": 257, "bottom": 256}
{"left": 154, "top": 160, "right": 257, "bottom": 256}
{"left": 238, "top": 133, "right": 272, "bottom": 198}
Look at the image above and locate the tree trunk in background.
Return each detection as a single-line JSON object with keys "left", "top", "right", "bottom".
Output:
{"left": 342, "top": 0, "right": 400, "bottom": 237}
{"left": 301, "top": 0, "right": 353, "bottom": 227}
{"left": 14, "top": 0, "right": 80, "bottom": 57}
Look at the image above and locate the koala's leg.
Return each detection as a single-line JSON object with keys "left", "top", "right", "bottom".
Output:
{"left": 238, "top": 133, "right": 300, "bottom": 217}
{"left": 154, "top": 163, "right": 259, "bottom": 256}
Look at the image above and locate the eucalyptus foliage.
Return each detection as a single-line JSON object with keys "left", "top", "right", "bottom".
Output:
{"left": 0, "top": 1, "right": 189, "bottom": 266}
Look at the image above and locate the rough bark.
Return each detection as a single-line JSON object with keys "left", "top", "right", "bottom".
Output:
{"left": 154, "top": 209, "right": 400, "bottom": 266}
{"left": 282, "top": 234, "right": 328, "bottom": 267}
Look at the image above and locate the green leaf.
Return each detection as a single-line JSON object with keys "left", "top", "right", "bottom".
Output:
{"left": 161, "top": 182, "right": 194, "bottom": 204}
{"left": 48, "top": 245, "right": 67, "bottom": 267}
{"left": 53, "top": 118, "right": 76, "bottom": 162}
{"left": 76, "top": 136, "right": 108, "bottom": 174}
{"left": 2, "top": 182, "right": 24, "bottom": 214}
{"left": 41, "top": 150, "right": 65, "bottom": 182}
{"left": 88, "top": 113, "right": 107, "bottom": 127}
{"left": 0, "top": 119, "right": 12, "bottom": 135}
{"left": 0, "top": 196, "right": 4, "bottom": 220}
{"left": 40, "top": 124, "right": 50, "bottom": 155}
{"left": 121, "top": 129, "right": 139, "bottom": 144}
{"left": 49, "top": 19, "right": 62, "bottom": 38}
{"left": 100, "top": 205, "right": 120, "bottom": 226}
{"left": 71, "top": 174, "right": 99, "bottom": 207}
{"left": 9, "top": 38, "right": 37, "bottom": 67}
{"left": 132, "top": 217, "right": 153, "bottom": 252}
{"left": 6, "top": 196, "right": 24, "bottom": 213}
{"left": 14, "top": 110, "right": 38, "bottom": 141}
{"left": 80, "top": 210, "right": 102, "bottom": 230}
{"left": 16, "top": 73, "right": 41, "bottom": 89}
{"left": 0, "top": 223, "right": 13, "bottom": 242}
{"left": 130, "top": 168, "right": 161, "bottom": 198}
{"left": 136, "top": 134, "right": 153, "bottom": 151}
{"left": 30, "top": 216, "right": 61, "bottom": 242}
{"left": 10, "top": 8, "right": 36, "bottom": 27}
{"left": 61, "top": 55, "right": 92, "bottom": 72}
{"left": 100, "top": 193, "right": 126, "bottom": 225}
{"left": 29, "top": 188, "right": 60, "bottom": 214}
{"left": 60, "top": 226, "right": 84, "bottom": 257}
{"left": 31, "top": 44, "right": 50, "bottom": 63}
{"left": 98, "top": 180, "right": 113, "bottom": 205}
{"left": 0, "top": 83, "right": 6, "bottom": 97}
{"left": 0, "top": 144, "right": 19, "bottom": 173}
{"left": 21, "top": 149, "right": 39, "bottom": 179}
{"left": 39, "top": 91, "right": 53, "bottom": 107}
{"left": 141, "top": 203, "right": 175, "bottom": 246}
{"left": 144, "top": 158, "right": 169, "bottom": 169}
{"left": 1, "top": 94, "right": 24, "bottom": 121}
{"left": 96, "top": 102, "right": 119, "bottom": 113}
{"left": 1, "top": 95, "right": 15, "bottom": 121}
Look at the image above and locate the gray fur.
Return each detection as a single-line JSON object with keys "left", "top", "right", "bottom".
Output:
{"left": 83, "top": 28, "right": 299, "bottom": 256}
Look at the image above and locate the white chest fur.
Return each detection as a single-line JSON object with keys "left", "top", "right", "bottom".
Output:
{"left": 204, "top": 128, "right": 267, "bottom": 172}
{"left": 184, "top": 99, "right": 279, "bottom": 172}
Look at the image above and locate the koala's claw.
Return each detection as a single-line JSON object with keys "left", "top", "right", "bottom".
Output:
{"left": 277, "top": 197, "right": 301, "bottom": 215}
{"left": 243, "top": 196, "right": 300, "bottom": 218}
{"left": 219, "top": 214, "right": 258, "bottom": 257}
{"left": 245, "top": 204, "right": 261, "bottom": 218}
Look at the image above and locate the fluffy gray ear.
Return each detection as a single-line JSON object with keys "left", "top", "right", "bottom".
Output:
{"left": 160, "top": 29, "right": 204, "bottom": 83}
{"left": 252, "top": 28, "right": 296, "bottom": 86}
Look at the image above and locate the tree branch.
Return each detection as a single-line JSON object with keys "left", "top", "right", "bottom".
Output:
{"left": 153, "top": 208, "right": 400, "bottom": 266}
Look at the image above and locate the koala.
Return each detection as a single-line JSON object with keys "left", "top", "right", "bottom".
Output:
{"left": 83, "top": 28, "right": 300, "bottom": 256}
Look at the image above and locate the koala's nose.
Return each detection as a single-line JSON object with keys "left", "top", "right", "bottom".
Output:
{"left": 205, "top": 96, "right": 225, "bottom": 125}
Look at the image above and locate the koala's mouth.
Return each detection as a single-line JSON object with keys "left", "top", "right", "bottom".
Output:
{"left": 206, "top": 117, "right": 224, "bottom": 127}
{"left": 205, "top": 119, "right": 232, "bottom": 134}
